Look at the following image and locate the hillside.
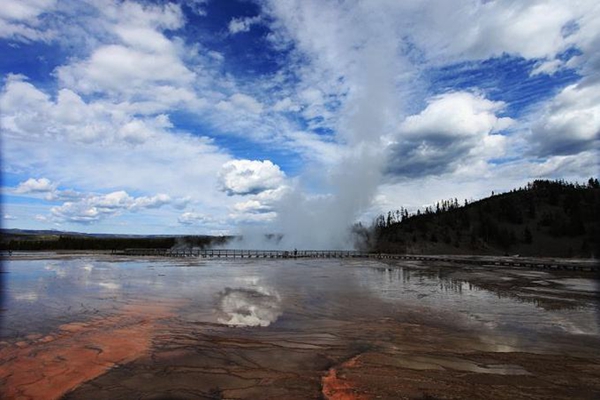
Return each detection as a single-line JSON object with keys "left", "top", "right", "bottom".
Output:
{"left": 372, "top": 179, "right": 600, "bottom": 258}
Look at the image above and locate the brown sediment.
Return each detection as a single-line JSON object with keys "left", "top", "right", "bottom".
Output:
{"left": 0, "top": 300, "right": 181, "bottom": 400}
{"left": 322, "top": 355, "right": 369, "bottom": 400}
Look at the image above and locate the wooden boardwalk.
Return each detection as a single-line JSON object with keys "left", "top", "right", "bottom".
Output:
{"left": 120, "top": 248, "right": 368, "bottom": 259}
{"left": 117, "top": 248, "right": 598, "bottom": 272}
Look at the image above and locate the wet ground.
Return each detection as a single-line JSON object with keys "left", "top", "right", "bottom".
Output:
{"left": 0, "top": 253, "right": 599, "bottom": 399}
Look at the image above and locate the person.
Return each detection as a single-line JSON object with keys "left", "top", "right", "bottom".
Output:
{"left": 294, "top": 248, "right": 297, "bottom": 257}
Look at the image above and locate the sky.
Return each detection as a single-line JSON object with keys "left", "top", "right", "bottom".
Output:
{"left": 1, "top": 0, "right": 599, "bottom": 244}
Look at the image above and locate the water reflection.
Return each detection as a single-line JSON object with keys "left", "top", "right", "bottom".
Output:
{"left": 2, "top": 256, "right": 600, "bottom": 400}
{"left": 217, "top": 286, "right": 282, "bottom": 327}
{"left": 2, "top": 257, "right": 599, "bottom": 340}
{"left": 371, "top": 265, "right": 597, "bottom": 309}
{"left": 367, "top": 264, "right": 599, "bottom": 336}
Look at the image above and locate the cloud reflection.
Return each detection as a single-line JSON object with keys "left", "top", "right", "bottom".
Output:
{"left": 216, "top": 286, "right": 282, "bottom": 327}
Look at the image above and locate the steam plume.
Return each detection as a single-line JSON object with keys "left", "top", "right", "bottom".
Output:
{"left": 271, "top": 39, "right": 398, "bottom": 249}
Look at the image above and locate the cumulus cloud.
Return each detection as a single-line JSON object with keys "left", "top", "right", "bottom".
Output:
{"left": 219, "top": 159, "right": 286, "bottom": 196}
{"left": 387, "top": 92, "right": 513, "bottom": 179}
{"left": 1, "top": 73, "right": 231, "bottom": 203}
{"left": 226, "top": 185, "right": 290, "bottom": 225}
{"left": 530, "top": 82, "right": 600, "bottom": 156}
{"left": 178, "top": 211, "right": 211, "bottom": 225}
{"left": 217, "top": 161, "right": 291, "bottom": 225}
{"left": 399, "top": 92, "right": 513, "bottom": 138}
{"left": 49, "top": 1, "right": 202, "bottom": 114}
{"left": 233, "top": 199, "right": 272, "bottom": 214}
{"left": 0, "top": 74, "right": 176, "bottom": 144}
{"left": 14, "top": 177, "right": 56, "bottom": 194}
{"left": 529, "top": 151, "right": 598, "bottom": 178}
{"left": 50, "top": 190, "right": 172, "bottom": 223}
{"left": 10, "top": 178, "right": 188, "bottom": 227}
{"left": 12, "top": 177, "right": 86, "bottom": 202}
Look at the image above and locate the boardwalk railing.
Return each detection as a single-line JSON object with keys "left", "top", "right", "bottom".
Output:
{"left": 120, "top": 248, "right": 369, "bottom": 259}
{"left": 116, "top": 248, "right": 598, "bottom": 272}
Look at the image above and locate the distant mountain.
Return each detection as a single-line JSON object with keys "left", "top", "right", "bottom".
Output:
{"left": 1, "top": 228, "right": 175, "bottom": 238}
{"left": 371, "top": 179, "right": 600, "bottom": 258}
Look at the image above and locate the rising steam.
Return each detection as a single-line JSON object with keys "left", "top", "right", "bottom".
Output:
{"left": 269, "top": 38, "right": 397, "bottom": 250}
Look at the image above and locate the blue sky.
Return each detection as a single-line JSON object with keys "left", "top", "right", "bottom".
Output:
{"left": 1, "top": 0, "right": 599, "bottom": 244}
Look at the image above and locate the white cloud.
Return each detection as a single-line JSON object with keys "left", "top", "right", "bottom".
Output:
{"left": 0, "top": 0, "right": 55, "bottom": 21}
{"left": 375, "top": 0, "right": 596, "bottom": 66}
{"left": 219, "top": 160, "right": 286, "bottom": 196}
{"left": 1, "top": 74, "right": 234, "bottom": 231}
{"left": 46, "top": 1, "right": 202, "bottom": 115}
{"left": 11, "top": 177, "right": 85, "bottom": 202}
{"left": 228, "top": 15, "right": 261, "bottom": 35}
{"left": 0, "top": 0, "right": 56, "bottom": 42}
{"left": 4, "top": 127, "right": 232, "bottom": 209}
{"left": 178, "top": 211, "right": 211, "bottom": 225}
{"left": 399, "top": 92, "right": 512, "bottom": 139}
{"left": 229, "top": 210, "right": 278, "bottom": 224}
{"left": 130, "top": 193, "right": 172, "bottom": 210}
{"left": 226, "top": 185, "right": 291, "bottom": 225}
{"left": 216, "top": 93, "right": 264, "bottom": 114}
{"left": 57, "top": 44, "right": 195, "bottom": 98}
{"left": 282, "top": 131, "right": 343, "bottom": 164}
{"left": 208, "top": 50, "right": 224, "bottom": 62}
{"left": 387, "top": 92, "right": 513, "bottom": 179}
{"left": 531, "top": 59, "right": 564, "bottom": 76}
{"left": 528, "top": 152, "right": 596, "bottom": 178}
{"left": 233, "top": 199, "right": 270, "bottom": 214}
{"left": 50, "top": 190, "right": 173, "bottom": 223}
{"left": 15, "top": 177, "right": 56, "bottom": 194}
{"left": 98, "top": 0, "right": 184, "bottom": 31}
{"left": 530, "top": 82, "right": 600, "bottom": 156}
{"left": 232, "top": 185, "right": 290, "bottom": 214}
{"left": 272, "top": 97, "right": 301, "bottom": 112}
{"left": 114, "top": 24, "right": 173, "bottom": 53}
{"left": 185, "top": 0, "right": 208, "bottom": 16}
{"left": 0, "top": 74, "right": 181, "bottom": 144}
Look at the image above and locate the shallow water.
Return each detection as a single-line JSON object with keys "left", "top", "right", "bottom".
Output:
{"left": 1, "top": 255, "right": 599, "bottom": 399}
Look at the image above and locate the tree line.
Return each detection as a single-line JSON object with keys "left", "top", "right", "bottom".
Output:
{"left": 371, "top": 178, "right": 600, "bottom": 257}
{"left": 0, "top": 235, "right": 229, "bottom": 251}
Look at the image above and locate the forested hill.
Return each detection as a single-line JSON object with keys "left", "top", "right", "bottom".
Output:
{"left": 372, "top": 179, "right": 600, "bottom": 258}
